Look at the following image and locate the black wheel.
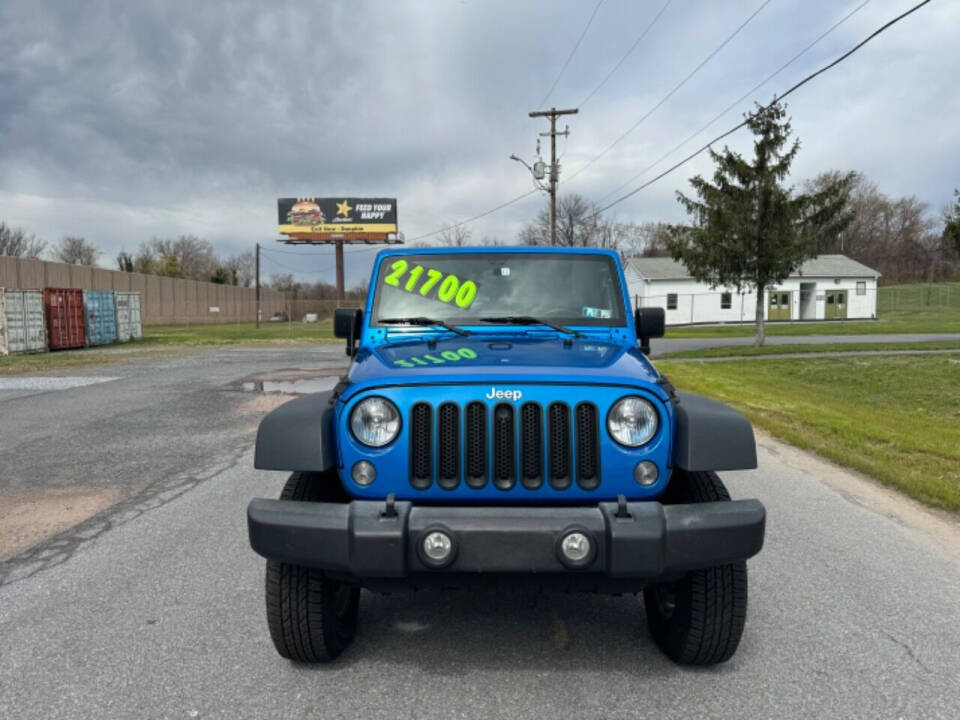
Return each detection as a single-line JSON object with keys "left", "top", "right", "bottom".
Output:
{"left": 644, "top": 469, "right": 748, "bottom": 665}
{"left": 265, "top": 471, "right": 359, "bottom": 662}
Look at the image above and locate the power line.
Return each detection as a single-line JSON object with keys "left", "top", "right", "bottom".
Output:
{"left": 579, "top": 0, "right": 674, "bottom": 108}
{"left": 563, "top": 0, "right": 773, "bottom": 185}
{"left": 262, "top": 243, "right": 393, "bottom": 260}
{"left": 597, "top": 0, "right": 872, "bottom": 203}
{"left": 404, "top": 2, "right": 770, "bottom": 246}
{"left": 260, "top": 245, "right": 332, "bottom": 257}
{"left": 538, "top": 0, "right": 605, "bottom": 109}
{"left": 405, "top": 189, "right": 540, "bottom": 244}
{"left": 592, "top": 0, "right": 932, "bottom": 217}
{"left": 259, "top": 252, "right": 337, "bottom": 275}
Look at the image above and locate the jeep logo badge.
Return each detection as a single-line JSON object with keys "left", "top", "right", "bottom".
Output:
{"left": 485, "top": 387, "right": 522, "bottom": 402}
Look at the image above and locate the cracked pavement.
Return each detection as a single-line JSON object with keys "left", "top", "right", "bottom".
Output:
{"left": 1, "top": 345, "right": 959, "bottom": 719}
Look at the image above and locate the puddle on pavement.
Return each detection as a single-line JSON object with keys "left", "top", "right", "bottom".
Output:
{"left": 241, "top": 376, "right": 340, "bottom": 395}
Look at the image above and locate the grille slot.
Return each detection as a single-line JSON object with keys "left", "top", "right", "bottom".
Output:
{"left": 520, "top": 403, "right": 543, "bottom": 489}
{"left": 493, "top": 404, "right": 516, "bottom": 490}
{"left": 437, "top": 403, "right": 460, "bottom": 489}
{"left": 465, "top": 402, "right": 487, "bottom": 488}
{"left": 575, "top": 403, "right": 600, "bottom": 490}
{"left": 548, "top": 402, "right": 572, "bottom": 489}
{"left": 410, "top": 403, "right": 432, "bottom": 489}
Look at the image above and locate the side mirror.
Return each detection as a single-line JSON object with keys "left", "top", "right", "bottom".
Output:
{"left": 334, "top": 308, "right": 363, "bottom": 357}
{"left": 635, "top": 306, "right": 665, "bottom": 356}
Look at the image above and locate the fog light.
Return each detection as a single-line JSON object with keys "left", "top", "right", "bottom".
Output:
{"left": 351, "top": 460, "right": 376, "bottom": 486}
{"left": 422, "top": 531, "right": 453, "bottom": 563}
{"left": 634, "top": 460, "right": 659, "bottom": 486}
{"left": 560, "top": 532, "right": 592, "bottom": 563}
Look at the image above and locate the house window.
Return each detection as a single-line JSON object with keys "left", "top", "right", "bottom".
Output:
{"left": 720, "top": 292, "right": 732, "bottom": 309}
{"left": 856, "top": 281, "right": 866, "bottom": 296}
{"left": 666, "top": 293, "right": 678, "bottom": 310}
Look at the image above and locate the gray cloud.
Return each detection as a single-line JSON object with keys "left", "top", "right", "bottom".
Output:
{"left": 1, "top": 0, "right": 956, "bottom": 285}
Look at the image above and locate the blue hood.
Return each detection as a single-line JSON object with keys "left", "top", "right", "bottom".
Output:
{"left": 344, "top": 334, "right": 663, "bottom": 401}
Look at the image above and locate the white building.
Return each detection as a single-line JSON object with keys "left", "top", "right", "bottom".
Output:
{"left": 625, "top": 254, "right": 880, "bottom": 326}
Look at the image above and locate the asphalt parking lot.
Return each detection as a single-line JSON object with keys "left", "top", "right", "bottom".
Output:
{"left": 1, "top": 345, "right": 959, "bottom": 719}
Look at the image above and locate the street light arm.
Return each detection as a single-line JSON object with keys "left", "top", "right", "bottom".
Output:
{"left": 510, "top": 154, "right": 548, "bottom": 193}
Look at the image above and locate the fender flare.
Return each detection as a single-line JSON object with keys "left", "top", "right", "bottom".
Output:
{"left": 672, "top": 392, "right": 757, "bottom": 471}
{"left": 254, "top": 391, "right": 337, "bottom": 472}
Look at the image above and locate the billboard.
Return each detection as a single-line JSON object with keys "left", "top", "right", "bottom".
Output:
{"left": 278, "top": 197, "right": 397, "bottom": 235}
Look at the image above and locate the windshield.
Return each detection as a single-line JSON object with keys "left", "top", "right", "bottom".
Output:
{"left": 371, "top": 253, "right": 626, "bottom": 327}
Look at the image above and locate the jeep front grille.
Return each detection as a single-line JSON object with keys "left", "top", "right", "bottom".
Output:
{"left": 408, "top": 400, "right": 600, "bottom": 491}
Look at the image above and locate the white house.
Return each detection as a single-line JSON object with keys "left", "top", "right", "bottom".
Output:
{"left": 624, "top": 254, "right": 880, "bottom": 326}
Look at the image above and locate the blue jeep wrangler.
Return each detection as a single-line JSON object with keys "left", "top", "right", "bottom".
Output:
{"left": 248, "top": 247, "right": 765, "bottom": 665}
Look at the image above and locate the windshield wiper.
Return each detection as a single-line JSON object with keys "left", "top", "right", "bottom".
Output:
{"left": 478, "top": 316, "right": 585, "bottom": 338}
{"left": 379, "top": 316, "right": 471, "bottom": 336}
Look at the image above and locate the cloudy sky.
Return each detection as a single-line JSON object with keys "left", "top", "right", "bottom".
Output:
{"left": 1, "top": 0, "right": 956, "bottom": 285}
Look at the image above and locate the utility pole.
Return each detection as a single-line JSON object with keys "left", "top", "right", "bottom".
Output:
{"left": 255, "top": 242, "right": 260, "bottom": 328}
{"left": 528, "top": 107, "right": 577, "bottom": 245}
{"left": 335, "top": 239, "right": 345, "bottom": 307}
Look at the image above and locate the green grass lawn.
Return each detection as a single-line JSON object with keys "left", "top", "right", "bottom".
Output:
{"left": 658, "top": 340, "right": 960, "bottom": 359}
{"left": 0, "top": 346, "right": 183, "bottom": 375}
{"left": 666, "top": 281, "right": 960, "bottom": 338}
{"left": 657, "top": 354, "right": 960, "bottom": 511}
{"left": 0, "top": 321, "right": 338, "bottom": 375}
{"left": 139, "top": 321, "right": 337, "bottom": 346}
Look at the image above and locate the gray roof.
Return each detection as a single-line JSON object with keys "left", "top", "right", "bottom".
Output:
{"left": 627, "top": 254, "right": 880, "bottom": 281}
{"left": 794, "top": 255, "right": 881, "bottom": 278}
{"left": 625, "top": 257, "right": 690, "bottom": 280}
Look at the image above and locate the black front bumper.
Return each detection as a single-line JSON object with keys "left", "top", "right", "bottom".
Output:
{"left": 247, "top": 498, "right": 765, "bottom": 583}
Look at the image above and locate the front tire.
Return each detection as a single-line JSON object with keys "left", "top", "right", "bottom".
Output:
{"left": 265, "top": 472, "right": 359, "bottom": 662}
{"left": 644, "top": 470, "right": 748, "bottom": 665}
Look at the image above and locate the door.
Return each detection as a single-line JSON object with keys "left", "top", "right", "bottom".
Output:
{"left": 825, "top": 291, "right": 847, "bottom": 319}
{"left": 768, "top": 291, "right": 791, "bottom": 321}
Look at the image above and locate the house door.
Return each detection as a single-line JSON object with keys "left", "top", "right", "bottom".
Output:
{"left": 768, "top": 291, "right": 791, "bottom": 321}
{"left": 825, "top": 290, "right": 847, "bottom": 319}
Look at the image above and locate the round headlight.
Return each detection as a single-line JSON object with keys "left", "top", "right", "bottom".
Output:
{"left": 607, "top": 396, "right": 658, "bottom": 447}
{"left": 350, "top": 397, "right": 401, "bottom": 447}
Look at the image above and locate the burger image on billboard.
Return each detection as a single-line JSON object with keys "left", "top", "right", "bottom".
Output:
{"left": 287, "top": 200, "right": 324, "bottom": 226}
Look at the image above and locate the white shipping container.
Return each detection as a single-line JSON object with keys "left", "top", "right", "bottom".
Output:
{"left": 116, "top": 292, "right": 143, "bottom": 341}
{"left": 0, "top": 288, "right": 48, "bottom": 355}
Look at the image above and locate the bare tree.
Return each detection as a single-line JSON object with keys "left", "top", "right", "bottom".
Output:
{"left": 133, "top": 242, "right": 157, "bottom": 274}
{"left": 268, "top": 273, "right": 301, "bottom": 297}
{"left": 518, "top": 193, "right": 652, "bottom": 255}
{"left": 54, "top": 236, "right": 100, "bottom": 265}
{"left": 809, "top": 171, "right": 951, "bottom": 282}
{"left": 148, "top": 235, "right": 216, "bottom": 280}
{"left": 230, "top": 251, "right": 256, "bottom": 287}
{"left": 437, "top": 224, "right": 473, "bottom": 247}
{"left": 0, "top": 222, "right": 46, "bottom": 257}
{"left": 630, "top": 222, "right": 672, "bottom": 257}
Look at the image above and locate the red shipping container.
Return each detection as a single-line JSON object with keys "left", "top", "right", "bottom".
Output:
{"left": 44, "top": 288, "right": 86, "bottom": 350}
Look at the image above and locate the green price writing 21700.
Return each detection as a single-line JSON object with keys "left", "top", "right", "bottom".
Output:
{"left": 392, "top": 346, "right": 478, "bottom": 368}
{"left": 383, "top": 260, "right": 478, "bottom": 309}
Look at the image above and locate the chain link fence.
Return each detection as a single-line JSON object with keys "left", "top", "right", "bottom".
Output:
{"left": 876, "top": 283, "right": 958, "bottom": 314}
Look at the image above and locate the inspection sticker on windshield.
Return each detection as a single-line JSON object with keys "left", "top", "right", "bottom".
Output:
{"left": 581, "top": 306, "right": 611, "bottom": 318}
{"left": 383, "top": 260, "right": 478, "bottom": 309}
